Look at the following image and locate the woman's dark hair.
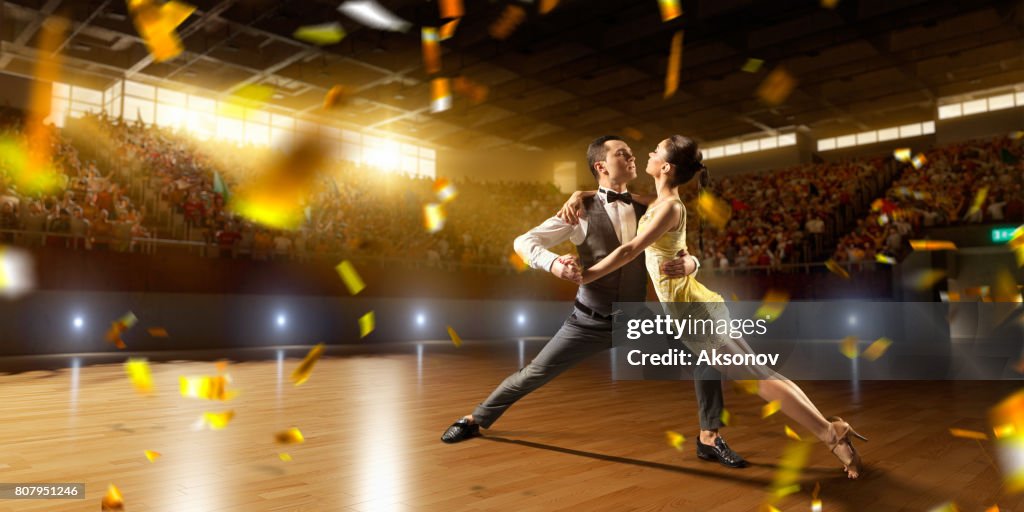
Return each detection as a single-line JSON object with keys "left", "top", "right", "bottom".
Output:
{"left": 664, "top": 135, "right": 708, "bottom": 188}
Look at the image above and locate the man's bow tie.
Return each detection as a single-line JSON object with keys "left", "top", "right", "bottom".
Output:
{"left": 604, "top": 190, "right": 633, "bottom": 205}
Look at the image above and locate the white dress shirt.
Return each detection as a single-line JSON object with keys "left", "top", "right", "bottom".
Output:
{"left": 513, "top": 188, "right": 637, "bottom": 272}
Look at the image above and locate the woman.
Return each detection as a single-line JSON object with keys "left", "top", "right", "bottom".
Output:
{"left": 561, "top": 135, "right": 867, "bottom": 479}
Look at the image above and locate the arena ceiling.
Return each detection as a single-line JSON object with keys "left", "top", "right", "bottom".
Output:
{"left": 0, "top": 0, "right": 1022, "bottom": 151}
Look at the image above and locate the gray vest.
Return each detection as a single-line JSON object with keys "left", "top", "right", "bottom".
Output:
{"left": 575, "top": 196, "right": 648, "bottom": 316}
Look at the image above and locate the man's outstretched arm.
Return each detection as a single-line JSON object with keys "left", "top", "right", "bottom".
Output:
{"left": 513, "top": 215, "right": 584, "bottom": 282}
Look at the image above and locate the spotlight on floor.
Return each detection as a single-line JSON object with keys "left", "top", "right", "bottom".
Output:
{"left": 73, "top": 316, "right": 84, "bottom": 329}
{"left": 276, "top": 314, "right": 287, "bottom": 328}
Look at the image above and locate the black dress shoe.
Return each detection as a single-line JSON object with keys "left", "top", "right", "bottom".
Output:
{"left": 696, "top": 436, "right": 747, "bottom": 468}
{"left": 441, "top": 419, "right": 480, "bottom": 444}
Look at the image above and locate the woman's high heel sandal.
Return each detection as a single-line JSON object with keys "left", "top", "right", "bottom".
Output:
{"left": 825, "top": 416, "right": 868, "bottom": 479}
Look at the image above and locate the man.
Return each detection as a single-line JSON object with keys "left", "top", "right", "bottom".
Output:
{"left": 441, "top": 135, "right": 746, "bottom": 468}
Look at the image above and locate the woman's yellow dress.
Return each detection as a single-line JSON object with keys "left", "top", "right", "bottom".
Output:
{"left": 639, "top": 198, "right": 730, "bottom": 351}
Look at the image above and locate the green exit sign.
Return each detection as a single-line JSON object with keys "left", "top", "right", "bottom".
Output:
{"left": 992, "top": 227, "right": 1020, "bottom": 243}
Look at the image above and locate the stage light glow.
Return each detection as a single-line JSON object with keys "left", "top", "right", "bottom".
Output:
{"left": 277, "top": 314, "right": 287, "bottom": 327}
{"left": 517, "top": 313, "right": 526, "bottom": 325}
{"left": 416, "top": 313, "right": 426, "bottom": 326}
{"left": 848, "top": 315, "right": 857, "bottom": 326}
{"left": 73, "top": 316, "right": 84, "bottom": 329}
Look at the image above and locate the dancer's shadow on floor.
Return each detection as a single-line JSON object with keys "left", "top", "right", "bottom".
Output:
{"left": 480, "top": 436, "right": 952, "bottom": 511}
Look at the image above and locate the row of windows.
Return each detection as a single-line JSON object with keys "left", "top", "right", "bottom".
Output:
{"left": 704, "top": 133, "right": 797, "bottom": 160}
{"left": 48, "top": 80, "right": 437, "bottom": 179}
{"left": 938, "top": 90, "right": 1024, "bottom": 120}
{"left": 817, "top": 121, "right": 936, "bottom": 152}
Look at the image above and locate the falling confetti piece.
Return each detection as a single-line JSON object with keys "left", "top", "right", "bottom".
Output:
{"left": 125, "top": 358, "right": 154, "bottom": 395}
{"left": 812, "top": 499, "right": 823, "bottom": 512}
{"left": 424, "top": 202, "right": 446, "bottom": 232}
{"left": 928, "top": 502, "right": 961, "bottom": 512}
{"left": 0, "top": 246, "right": 35, "bottom": 298}
{"left": 665, "top": 430, "right": 686, "bottom": 451}
{"left": 825, "top": 259, "right": 850, "bottom": 279}
{"left": 452, "top": 76, "right": 489, "bottom": 104}
{"left": 199, "top": 410, "right": 235, "bottom": 430}
{"left": 323, "top": 84, "right": 356, "bottom": 110}
{"left": 762, "top": 400, "right": 781, "bottom": 418}
{"left": 772, "top": 484, "right": 800, "bottom": 498}
{"left": 862, "top": 337, "right": 892, "bottom": 361}
{"left": 766, "top": 441, "right": 811, "bottom": 507}
{"left": 431, "top": 78, "right": 452, "bottom": 113}
{"left": 913, "top": 239, "right": 958, "bottom": 251}
{"left": 489, "top": 4, "right": 526, "bottom": 40}
{"left": 893, "top": 148, "right": 912, "bottom": 162}
{"left": 875, "top": 254, "right": 896, "bottom": 265}
{"left": 218, "top": 84, "right": 275, "bottom": 119}
{"left": 440, "top": 18, "right": 460, "bottom": 40}
{"left": 421, "top": 27, "right": 441, "bottom": 74}
{"left": 755, "top": 289, "right": 789, "bottom": 322}
{"left": 447, "top": 325, "right": 463, "bottom": 347}
{"left": 733, "top": 380, "right": 760, "bottom": 395}
{"left": 215, "top": 360, "right": 228, "bottom": 373}
{"left": 291, "top": 343, "right": 325, "bottom": 386}
{"left": 147, "top": 327, "right": 169, "bottom": 337}
{"left": 433, "top": 177, "right": 458, "bottom": 203}
{"left": 784, "top": 425, "right": 802, "bottom": 441}
{"left": 984, "top": 506, "right": 999, "bottom": 512}
{"left": 439, "top": 0, "right": 464, "bottom": 19}
{"left": 761, "top": 506, "right": 781, "bottom": 512}
{"left": 949, "top": 428, "right": 989, "bottom": 441}
{"left": 128, "top": 0, "right": 194, "bottom": 62}
{"left": 279, "top": 453, "right": 292, "bottom": 461}
{"left": 359, "top": 311, "right": 375, "bottom": 338}
{"left": 106, "top": 312, "right": 138, "bottom": 350}
{"left": 839, "top": 336, "right": 859, "bottom": 359}
{"left": 696, "top": 190, "right": 731, "bottom": 229}
{"left": 658, "top": 0, "right": 682, "bottom": 21}
{"left": 911, "top": 153, "right": 928, "bottom": 169}
{"left": 990, "top": 390, "right": 1024, "bottom": 492}
{"left": 180, "top": 375, "right": 236, "bottom": 401}
{"left": 911, "top": 269, "right": 947, "bottom": 290}
{"left": 338, "top": 0, "right": 412, "bottom": 32}
{"left": 144, "top": 450, "right": 161, "bottom": 462}
{"left": 101, "top": 483, "right": 124, "bottom": 510}
{"left": 967, "top": 187, "right": 989, "bottom": 218}
{"left": 741, "top": 58, "right": 763, "bottom": 73}
{"left": 335, "top": 260, "right": 366, "bottom": 295}
{"left": 509, "top": 252, "right": 528, "bottom": 272}
{"left": 664, "top": 30, "right": 683, "bottom": 99}
{"left": 757, "top": 67, "right": 796, "bottom": 105}
{"left": 721, "top": 409, "right": 731, "bottom": 426}
{"left": 275, "top": 427, "right": 305, "bottom": 444}
{"left": 293, "top": 22, "right": 346, "bottom": 45}
{"left": 539, "top": 0, "right": 560, "bottom": 15}
{"left": 994, "top": 423, "right": 1016, "bottom": 439}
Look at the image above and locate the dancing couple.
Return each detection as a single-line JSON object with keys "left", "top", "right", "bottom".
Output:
{"left": 442, "top": 135, "right": 866, "bottom": 478}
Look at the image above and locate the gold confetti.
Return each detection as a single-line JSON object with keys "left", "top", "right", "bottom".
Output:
{"left": 911, "top": 153, "right": 928, "bottom": 169}
{"left": 760, "top": 506, "right": 781, "bottom": 512}
{"left": 784, "top": 425, "right": 802, "bottom": 441}
{"left": 990, "top": 390, "right": 1024, "bottom": 492}
{"left": 984, "top": 506, "right": 999, "bottom": 512}
{"left": 335, "top": 260, "right": 366, "bottom": 295}
{"left": 199, "top": 410, "right": 235, "bottom": 430}
{"left": 433, "top": 177, "right": 458, "bottom": 203}
{"left": 994, "top": 423, "right": 1016, "bottom": 439}
{"left": 293, "top": 22, "right": 346, "bottom": 45}
{"left": 696, "top": 190, "right": 731, "bottom": 229}
{"left": 721, "top": 409, "right": 731, "bottom": 426}
{"left": 757, "top": 67, "right": 796, "bottom": 105}
{"left": 664, "top": 30, "right": 683, "bottom": 99}
{"left": 862, "top": 337, "right": 892, "bottom": 361}
{"left": 101, "top": 483, "right": 124, "bottom": 510}
{"left": 949, "top": 428, "right": 988, "bottom": 441}
{"left": 359, "top": 311, "right": 375, "bottom": 338}
{"left": 128, "top": 0, "right": 194, "bottom": 62}
{"left": 771, "top": 484, "right": 800, "bottom": 498}
{"left": 125, "top": 358, "right": 154, "bottom": 395}
{"left": 424, "top": 202, "right": 446, "bottom": 232}
{"left": 179, "top": 375, "right": 236, "bottom": 401}
{"left": 440, "top": 18, "right": 460, "bottom": 40}
{"left": 16, "top": 16, "right": 65, "bottom": 195}
{"left": 447, "top": 325, "right": 463, "bottom": 347}
{"left": 291, "top": 343, "right": 325, "bottom": 386}
{"left": 825, "top": 259, "right": 850, "bottom": 279}
{"left": 279, "top": 453, "right": 292, "bottom": 462}
{"left": 421, "top": 27, "right": 441, "bottom": 74}
{"left": 967, "top": 187, "right": 989, "bottom": 218}
{"left": 431, "top": 78, "right": 452, "bottom": 113}
{"left": 658, "top": 0, "right": 682, "bottom": 21}
{"left": 665, "top": 430, "right": 686, "bottom": 451}
{"left": 489, "top": 4, "right": 526, "bottom": 40}
{"left": 147, "top": 327, "right": 169, "bottom": 337}
{"left": 928, "top": 502, "right": 961, "bottom": 512}
{"left": 106, "top": 312, "right": 138, "bottom": 350}
{"left": 755, "top": 289, "right": 789, "bottom": 321}
{"left": 762, "top": 400, "right": 781, "bottom": 418}
{"left": 911, "top": 269, "right": 947, "bottom": 290}
{"left": 215, "top": 360, "right": 229, "bottom": 373}
{"left": 839, "top": 336, "right": 859, "bottom": 359}
{"left": 439, "top": 0, "right": 464, "bottom": 19}
{"left": 219, "top": 84, "right": 275, "bottom": 119}
{"left": 509, "top": 252, "right": 528, "bottom": 272}
{"left": 323, "top": 84, "right": 356, "bottom": 110}
{"left": 893, "top": 148, "right": 912, "bottom": 162}
{"left": 812, "top": 498, "right": 823, "bottom": 512}
{"left": 766, "top": 441, "right": 811, "bottom": 507}
{"left": 875, "top": 254, "right": 896, "bottom": 265}
{"left": 741, "top": 58, "right": 763, "bottom": 73}
{"left": 144, "top": 450, "right": 161, "bottom": 462}
{"left": 275, "top": 427, "right": 305, "bottom": 444}
{"left": 539, "top": 0, "right": 560, "bottom": 15}
{"left": 733, "top": 380, "right": 760, "bottom": 395}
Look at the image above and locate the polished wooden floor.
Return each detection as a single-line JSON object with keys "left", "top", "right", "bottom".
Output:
{"left": 0, "top": 340, "right": 1020, "bottom": 512}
